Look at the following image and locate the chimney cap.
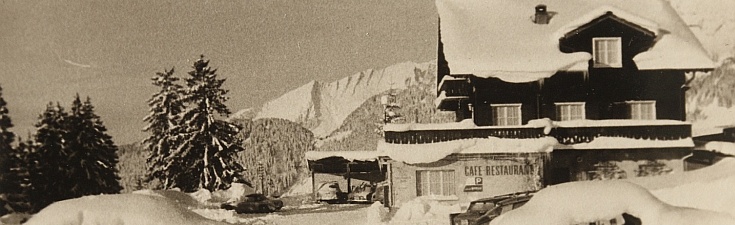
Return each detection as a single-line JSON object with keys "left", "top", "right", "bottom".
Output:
{"left": 535, "top": 4, "right": 547, "bottom": 12}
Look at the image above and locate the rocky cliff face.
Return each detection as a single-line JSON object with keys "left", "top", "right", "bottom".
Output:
{"left": 249, "top": 61, "right": 436, "bottom": 137}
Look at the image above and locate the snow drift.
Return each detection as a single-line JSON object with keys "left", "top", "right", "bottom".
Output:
{"left": 23, "top": 194, "right": 227, "bottom": 225}
{"left": 489, "top": 180, "right": 735, "bottom": 225}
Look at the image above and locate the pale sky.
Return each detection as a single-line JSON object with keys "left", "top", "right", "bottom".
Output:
{"left": 0, "top": 0, "right": 438, "bottom": 144}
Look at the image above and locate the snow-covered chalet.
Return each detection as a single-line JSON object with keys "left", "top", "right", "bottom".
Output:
{"left": 381, "top": 0, "right": 714, "bottom": 206}
{"left": 306, "top": 0, "right": 715, "bottom": 208}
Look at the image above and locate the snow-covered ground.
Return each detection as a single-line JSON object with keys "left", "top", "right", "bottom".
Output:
{"left": 15, "top": 157, "right": 735, "bottom": 225}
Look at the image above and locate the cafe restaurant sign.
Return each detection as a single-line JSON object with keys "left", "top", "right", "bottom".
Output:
{"left": 464, "top": 164, "right": 535, "bottom": 177}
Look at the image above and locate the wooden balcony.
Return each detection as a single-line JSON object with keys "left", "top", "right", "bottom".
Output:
{"left": 437, "top": 75, "right": 472, "bottom": 97}
{"left": 436, "top": 75, "right": 472, "bottom": 111}
{"left": 384, "top": 122, "right": 691, "bottom": 145}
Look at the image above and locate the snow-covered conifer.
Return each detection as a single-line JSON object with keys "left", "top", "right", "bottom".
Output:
{"left": 29, "top": 102, "right": 69, "bottom": 211}
{"left": 169, "top": 55, "right": 244, "bottom": 192}
{"left": 64, "top": 95, "right": 122, "bottom": 196}
{"left": 143, "top": 68, "right": 184, "bottom": 188}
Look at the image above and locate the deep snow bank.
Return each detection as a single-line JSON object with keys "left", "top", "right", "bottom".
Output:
{"left": 488, "top": 180, "right": 735, "bottom": 225}
{"left": 24, "top": 194, "right": 227, "bottom": 225}
{"left": 384, "top": 196, "right": 462, "bottom": 225}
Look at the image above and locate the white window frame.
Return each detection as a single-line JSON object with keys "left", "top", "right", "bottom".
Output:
{"left": 491, "top": 103, "right": 522, "bottom": 126}
{"left": 416, "top": 170, "right": 455, "bottom": 197}
{"left": 626, "top": 100, "right": 656, "bottom": 120}
{"left": 592, "top": 37, "right": 622, "bottom": 68}
{"left": 555, "top": 102, "right": 586, "bottom": 121}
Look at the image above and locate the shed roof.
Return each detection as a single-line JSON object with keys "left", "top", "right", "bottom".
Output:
{"left": 437, "top": 0, "right": 714, "bottom": 83}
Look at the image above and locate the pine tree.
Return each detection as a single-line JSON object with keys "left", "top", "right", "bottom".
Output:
{"left": 64, "top": 95, "right": 122, "bottom": 196}
{"left": 0, "top": 136, "right": 33, "bottom": 214}
{"left": 29, "top": 102, "right": 69, "bottom": 211}
{"left": 0, "top": 85, "right": 22, "bottom": 214}
{"left": 143, "top": 68, "right": 184, "bottom": 188}
{"left": 169, "top": 55, "right": 244, "bottom": 192}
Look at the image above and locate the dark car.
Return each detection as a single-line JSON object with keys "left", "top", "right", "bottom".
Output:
{"left": 220, "top": 193, "right": 284, "bottom": 214}
{"left": 450, "top": 191, "right": 535, "bottom": 225}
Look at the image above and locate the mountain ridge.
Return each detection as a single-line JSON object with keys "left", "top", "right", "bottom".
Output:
{"left": 238, "top": 61, "right": 436, "bottom": 138}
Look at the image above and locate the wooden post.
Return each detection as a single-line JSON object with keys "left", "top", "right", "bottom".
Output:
{"left": 312, "top": 171, "right": 316, "bottom": 202}
{"left": 346, "top": 162, "right": 352, "bottom": 194}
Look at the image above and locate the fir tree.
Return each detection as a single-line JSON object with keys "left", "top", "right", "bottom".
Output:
{"left": 0, "top": 136, "right": 33, "bottom": 214}
{"left": 29, "top": 102, "right": 69, "bottom": 211}
{"left": 0, "top": 85, "right": 22, "bottom": 214}
{"left": 170, "top": 55, "right": 244, "bottom": 192}
{"left": 143, "top": 68, "right": 184, "bottom": 188}
{"left": 64, "top": 95, "right": 122, "bottom": 196}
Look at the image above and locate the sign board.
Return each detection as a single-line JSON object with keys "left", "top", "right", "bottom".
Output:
{"left": 464, "top": 184, "right": 483, "bottom": 192}
{"left": 463, "top": 177, "right": 483, "bottom": 192}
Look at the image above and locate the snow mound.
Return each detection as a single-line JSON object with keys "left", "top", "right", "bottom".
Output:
{"left": 628, "top": 157, "right": 735, "bottom": 190}
{"left": 489, "top": 180, "right": 735, "bottom": 225}
{"left": 388, "top": 196, "right": 462, "bottom": 225}
{"left": 133, "top": 189, "right": 201, "bottom": 208}
{"left": 24, "top": 194, "right": 227, "bottom": 225}
{"left": 365, "top": 202, "right": 389, "bottom": 225}
{"left": 282, "top": 176, "right": 313, "bottom": 197}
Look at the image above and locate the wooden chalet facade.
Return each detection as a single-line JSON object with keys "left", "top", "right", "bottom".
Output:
{"left": 377, "top": 0, "right": 715, "bottom": 207}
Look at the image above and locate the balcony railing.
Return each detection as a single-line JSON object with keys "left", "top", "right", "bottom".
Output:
{"left": 384, "top": 127, "right": 546, "bottom": 144}
{"left": 551, "top": 124, "right": 691, "bottom": 145}
{"left": 384, "top": 123, "right": 691, "bottom": 145}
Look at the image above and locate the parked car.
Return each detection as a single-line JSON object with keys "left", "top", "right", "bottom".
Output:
{"left": 220, "top": 193, "right": 283, "bottom": 214}
{"left": 347, "top": 182, "right": 374, "bottom": 203}
{"left": 316, "top": 181, "right": 347, "bottom": 203}
{"left": 450, "top": 191, "right": 535, "bottom": 225}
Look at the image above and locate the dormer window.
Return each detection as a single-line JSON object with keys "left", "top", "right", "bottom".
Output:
{"left": 592, "top": 37, "right": 622, "bottom": 68}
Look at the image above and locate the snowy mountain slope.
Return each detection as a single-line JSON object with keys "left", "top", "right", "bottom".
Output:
{"left": 249, "top": 61, "right": 436, "bottom": 137}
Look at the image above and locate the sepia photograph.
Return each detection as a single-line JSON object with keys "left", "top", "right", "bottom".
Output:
{"left": 1, "top": 0, "right": 734, "bottom": 224}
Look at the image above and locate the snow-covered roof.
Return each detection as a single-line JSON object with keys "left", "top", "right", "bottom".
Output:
{"left": 437, "top": 0, "right": 714, "bottom": 83}
{"left": 555, "top": 137, "right": 694, "bottom": 150}
{"left": 307, "top": 136, "right": 557, "bottom": 164}
{"left": 304, "top": 151, "right": 381, "bottom": 162}
{"left": 376, "top": 137, "right": 558, "bottom": 164}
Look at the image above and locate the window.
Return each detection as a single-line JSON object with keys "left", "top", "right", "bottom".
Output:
{"left": 593, "top": 37, "right": 622, "bottom": 68}
{"left": 555, "top": 102, "right": 585, "bottom": 121}
{"left": 416, "top": 170, "right": 455, "bottom": 196}
{"left": 627, "top": 101, "right": 656, "bottom": 120}
{"left": 491, "top": 104, "right": 522, "bottom": 126}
